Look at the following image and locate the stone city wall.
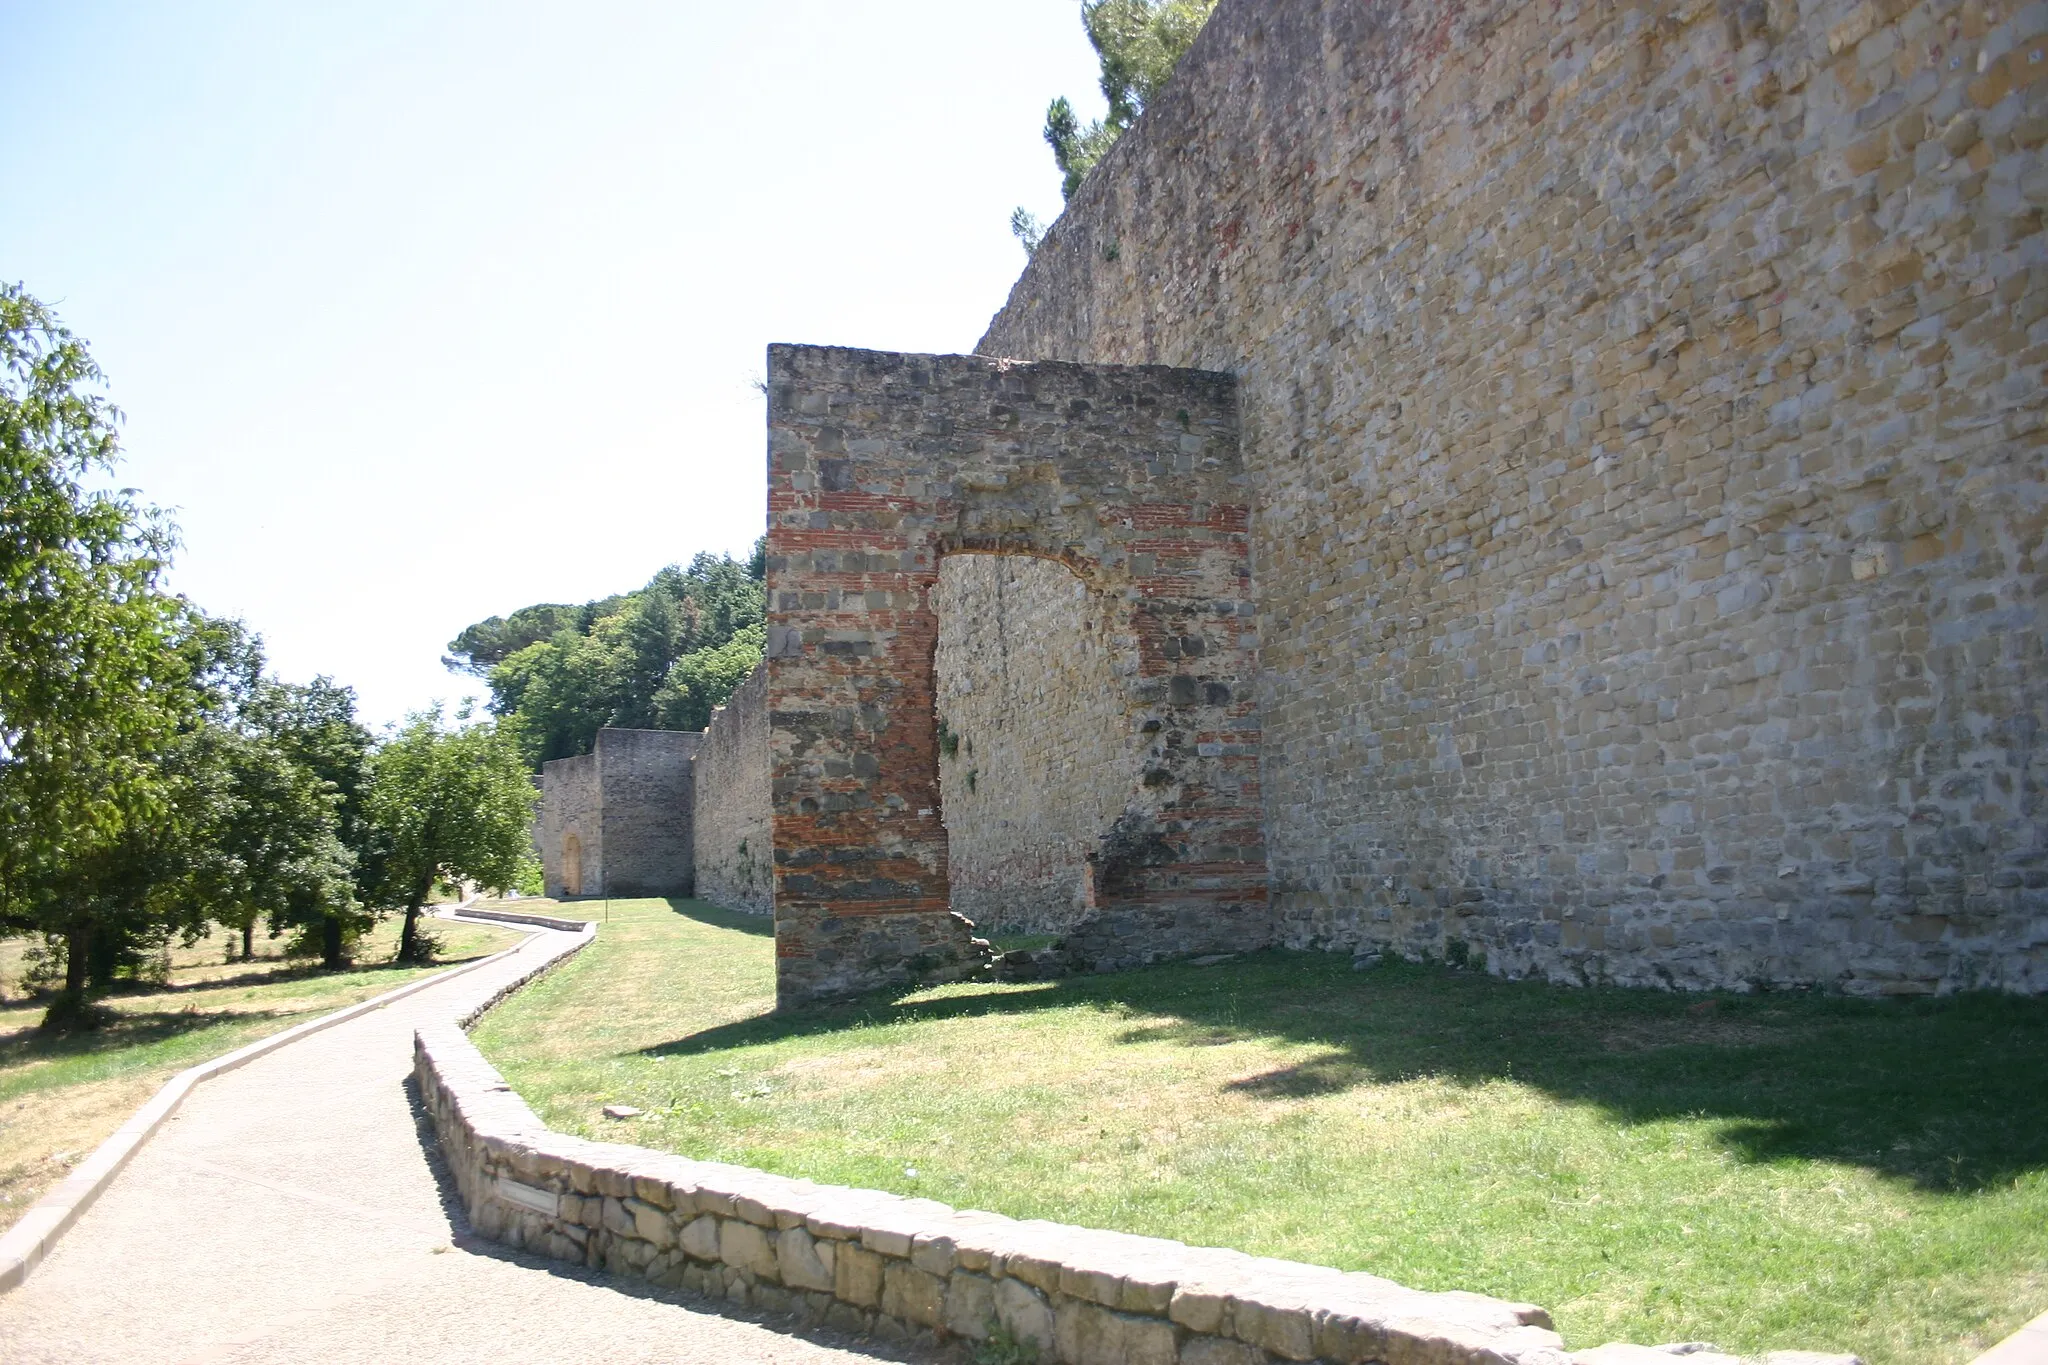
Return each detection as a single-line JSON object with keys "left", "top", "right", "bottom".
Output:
{"left": 935, "top": 554, "right": 1140, "bottom": 936}
{"left": 981, "top": 0, "right": 2048, "bottom": 993}
{"left": 694, "top": 662, "right": 775, "bottom": 915}
{"left": 539, "top": 751, "right": 600, "bottom": 899}
{"left": 598, "top": 728, "right": 701, "bottom": 898}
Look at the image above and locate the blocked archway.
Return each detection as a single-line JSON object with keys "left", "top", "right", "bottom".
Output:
{"left": 763, "top": 345, "right": 1269, "bottom": 1007}
{"left": 561, "top": 832, "right": 583, "bottom": 899}
{"left": 933, "top": 552, "right": 1134, "bottom": 937}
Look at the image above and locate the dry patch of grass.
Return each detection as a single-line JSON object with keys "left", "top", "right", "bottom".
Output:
{"left": 0, "top": 914, "right": 519, "bottom": 1230}
{"left": 473, "top": 899, "right": 2048, "bottom": 1365}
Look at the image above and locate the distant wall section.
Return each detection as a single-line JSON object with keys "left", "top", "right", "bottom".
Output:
{"left": 538, "top": 728, "right": 698, "bottom": 898}
{"left": 934, "top": 555, "right": 1137, "bottom": 935}
{"left": 539, "top": 752, "right": 600, "bottom": 899}
{"left": 693, "top": 662, "right": 773, "bottom": 915}
{"left": 598, "top": 729, "right": 701, "bottom": 898}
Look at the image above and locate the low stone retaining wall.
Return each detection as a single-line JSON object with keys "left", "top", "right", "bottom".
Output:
{"left": 444, "top": 905, "right": 593, "bottom": 933}
{"left": 417, "top": 933, "right": 1860, "bottom": 1365}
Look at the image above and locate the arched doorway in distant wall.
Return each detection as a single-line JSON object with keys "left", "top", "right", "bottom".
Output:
{"left": 562, "top": 833, "right": 583, "bottom": 898}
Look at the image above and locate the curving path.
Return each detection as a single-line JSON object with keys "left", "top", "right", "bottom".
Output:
{"left": 0, "top": 926, "right": 939, "bottom": 1365}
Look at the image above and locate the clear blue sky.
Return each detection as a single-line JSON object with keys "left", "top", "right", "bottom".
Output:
{"left": 1, "top": 2, "right": 1102, "bottom": 727}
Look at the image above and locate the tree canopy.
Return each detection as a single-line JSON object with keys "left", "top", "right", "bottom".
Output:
{"left": 1016, "top": 0, "right": 1216, "bottom": 251}
{"left": 0, "top": 284, "right": 236, "bottom": 1024}
{"left": 366, "top": 707, "right": 538, "bottom": 963}
{"left": 455, "top": 544, "right": 766, "bottom": 769}
{"left": 1, "top": 284, "right": 531, "bottom": 1028}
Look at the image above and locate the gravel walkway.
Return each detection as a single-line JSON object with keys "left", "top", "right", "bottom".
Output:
{"left": 0, "top": 929, "right": 940, "bottom": 1365}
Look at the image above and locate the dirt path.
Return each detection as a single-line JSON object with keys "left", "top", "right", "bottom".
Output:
{"left": 0, "top": 929, "right": 939, "bottom": 1365}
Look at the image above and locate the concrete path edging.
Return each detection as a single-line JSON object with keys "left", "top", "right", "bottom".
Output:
{"left": 1973, "top": 1312, "right": 2048, "bottom": 1365}
{"left": 0, "top": 910, "right": 549, "bottom": 1295}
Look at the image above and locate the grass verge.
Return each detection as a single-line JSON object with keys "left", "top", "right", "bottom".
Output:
{"left": 470, "top": 898, "right": 2048, "bottom": 1364}
{"left": 0, "top": 913, "right": 520, "bottom": 1232}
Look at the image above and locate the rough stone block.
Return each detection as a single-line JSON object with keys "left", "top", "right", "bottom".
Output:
{"left": 720, "top": 1218, "right": 779, "bottom": 1281}
{"left": 862, "top": 1225, "right": 914, "bottom": 1259}
{"left": 909, "top": 1232, "right": 958, "bottom": 1277}
{"left": 627, "top": 1198, "right": 673, "bottom": 1249}
{"left": 945, "top": 1272, "right": 997, "bottom": 1340}
{"left": 825, "top": 1302, "right": 870, "bottom": 1336}
{"left": 1181, "top": 1339, "right": 1263, "bottom": 1365}
{"left": 776, "top": 1226, "right": 835, "bottom": 1292}
{"left": 680, "top": 1214, "right": 720, "bottom": 1261}
{"left": 1169, "top": 1283, "right": 1229, "bottom": 1335}
{"left": 1232, "top": 1296, "right": 1316, "bottom": 1361}
{"left": 993, "top": 1275, "right": 1057, "bottom": 1354}
{"left": 1056, "top": 1298, "right": 1180, "bottom": 1365}
{"left": 734, "top": 1194, "right": 778, "bottom": 1227}
{"left": 881, "top": 1262, "right": 946, "bottom": 1328}
{"left": 835, "top": 1243, "right": 885, "bottom": 1308}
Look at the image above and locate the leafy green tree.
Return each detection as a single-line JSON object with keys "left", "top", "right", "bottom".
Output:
{"left": 1023, "top": 0, "right": 1217, "bottom": 228}
{"left": 365, "top": 708, "right": 538, "bottom": 963}
{"left": 653, "top": 624, "right": 766, "bottom": 731}
{"left": 463, "top": 546, "right": 767, "bottom": 769}
{"left": 186, "top": 672, "right": 375, "bottom": 969}
{"left": 191, "top": 718, "right": 357, "bottom": 964}
{"left": 0, "top": 284, "right": 228, "bottom": 1029}
{"left": 246, "top": 677, "right": 384, "bottom": 967}
{"left": 442, "top": 602, "right": 584, "bottom": 675}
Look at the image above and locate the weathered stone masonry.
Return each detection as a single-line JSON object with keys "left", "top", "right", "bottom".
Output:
{"left": 977, "top": 0, "right": 2048, "bottom": 994}
{"left": 538, "top": 751, "right": 600, "bottom": 899}
{"left": 935, "top": 555, "right": 1137, "bottom": 935}
{"left": 539, "top": 728, "right": 700, "bottom": 899}
{"left": 764, "top": 346, "right": 1269, "bottom": 1005}
{"left": 694, "top": 661, "right": 774, "bottom": 916}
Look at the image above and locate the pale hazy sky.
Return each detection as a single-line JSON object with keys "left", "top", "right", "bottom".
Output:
{"left": 1, "top": 2, "right": 1102, "bottom": 727}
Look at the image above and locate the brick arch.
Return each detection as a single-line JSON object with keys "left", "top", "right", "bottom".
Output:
{"left": 763, "top": 345, "right": 1269, "bottom": 1008}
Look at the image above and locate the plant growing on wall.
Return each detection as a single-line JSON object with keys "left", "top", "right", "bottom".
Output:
{"left": 1012, "top": 0, "right": 1217, "bottom": 251}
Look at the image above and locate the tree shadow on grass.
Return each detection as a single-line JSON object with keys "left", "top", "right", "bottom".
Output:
{"left": 0, "top": 1005, "right": 298, "bottom": 1074}
{"left": 107, "top": 958, "right": 426, "bottom": 997}
{"left": 16, "top": 950, "right": 494, "bottom": 1006}
{"left": 640, "top": 950, "right": 2048, "bottom": 1195}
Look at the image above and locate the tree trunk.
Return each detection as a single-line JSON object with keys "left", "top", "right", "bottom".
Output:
{"left": 398, "top": 899, "right": 422, "bottom": 964}
{"left": 321, "top": 915, "right": 344, "bottom": 970}
{"left": 41, "top": 925, "right": 95, "bottom": 1033}
{"left": 241, "top": 920, "right": 254, "bottom": 961}
{"left": 64, "top": 925, "right": 88, "bottom": 996}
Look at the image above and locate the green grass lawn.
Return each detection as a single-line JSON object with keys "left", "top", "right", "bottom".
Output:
{"left": 470, "top": 898, "right": 2048, "bottom": 1364}
{"left": 0, "top": 913, "right": 521, "bottom": 1230}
